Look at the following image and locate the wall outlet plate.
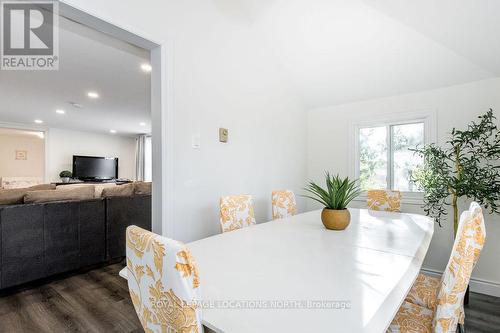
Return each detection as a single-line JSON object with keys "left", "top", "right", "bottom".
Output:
{"left": 219, "top": 128, "right": 228, "bottom": 143}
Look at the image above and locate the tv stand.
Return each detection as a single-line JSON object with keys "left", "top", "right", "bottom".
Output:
{"left": 87, "top": 179, "right": 116, "bottom": 183}
{"left": 52, "top": 179, "right": 133, "bottom": 186}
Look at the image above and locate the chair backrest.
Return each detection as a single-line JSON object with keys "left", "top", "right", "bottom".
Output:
{"left": 367, "top": 189, "right": 402, "bottom": 212}
{"left": 126, "top": 226, "right": 203, "bottom": 333}
{"left": 432, "top": 202, "right": 486, "bottom": 333}
{"left": 272, "top": 190, "right": 297, "bottom": 220}
{"left": 219, "top": 194, "right": 256, "bottom": 233}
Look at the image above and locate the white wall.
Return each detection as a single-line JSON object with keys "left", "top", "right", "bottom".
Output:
{"left": 0, "top": 132, "right": 44, "bottom": 178}
{"left": 62, "top": 0, "right": 308, "bottom": 242}
{"left": 47, "top": 128, "right": 136, "bottom": 182}
{"left": 307, "top": 78, "right": 500, "bottom": 295}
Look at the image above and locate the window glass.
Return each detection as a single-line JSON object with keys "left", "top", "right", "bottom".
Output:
{"left": 359, "top": 126, "right": 387, "bottom": 190}
{"left": 392, "top": 123, "right": 424, "bottom": 191}
{"left": 358, "top": 121, "right": 424, "bottom": 192}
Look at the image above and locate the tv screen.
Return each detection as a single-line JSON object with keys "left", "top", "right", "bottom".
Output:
{"left": 73, "top": 155, "right": 118, "bottom": 180}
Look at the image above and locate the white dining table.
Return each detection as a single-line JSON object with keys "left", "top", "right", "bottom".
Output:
{"left": 187, "top": 208, "right": 434, "bottom": 333}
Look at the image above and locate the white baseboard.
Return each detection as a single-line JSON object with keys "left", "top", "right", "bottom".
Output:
{"left": 421, "top": 268, "right": 500, "bottom": 298}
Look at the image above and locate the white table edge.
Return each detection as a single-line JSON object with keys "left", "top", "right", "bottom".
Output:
{"left": 376, "top": 216, "right": 435, "bottom": 332}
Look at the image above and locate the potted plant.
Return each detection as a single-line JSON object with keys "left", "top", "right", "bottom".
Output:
{"left": 304, "top": 173, "right": 362, "bottom": 230}
{"left": 411, "top": 109, "right": 500, "bottom": 305}
{"left": 59, "top": 170, "right": 73, "bottom": 183}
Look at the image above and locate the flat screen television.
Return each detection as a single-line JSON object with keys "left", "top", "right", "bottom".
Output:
{"left": 72, "top": 155, "right": 118, "bottom": 181}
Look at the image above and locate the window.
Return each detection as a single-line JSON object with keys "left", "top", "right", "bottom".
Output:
{"left": 356, "top": 121, "right": 425, "bottom": 192}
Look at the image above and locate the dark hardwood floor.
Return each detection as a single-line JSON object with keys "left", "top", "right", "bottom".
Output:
{"left": 465, "top": 292, "right": 500, "bottom": 333}
{"left": 0, "top": 263, "right": 142, "bottom": 333}
{"left": 0, "top": 263, "right": 498, "bottom": 332}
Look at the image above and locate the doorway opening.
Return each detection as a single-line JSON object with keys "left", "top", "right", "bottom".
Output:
{"left": 0, "top": 3, "right": 168, "bottom": 234}
{"left": 58, "top": 4, "right": 167, "bottom": 235}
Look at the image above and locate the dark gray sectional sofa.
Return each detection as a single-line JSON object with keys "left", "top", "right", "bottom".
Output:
{"left": 106, "top": 195, "right": 152, "bottom": 260}
{"left": 0, "top": 194, "right": 151, "bottom": 290}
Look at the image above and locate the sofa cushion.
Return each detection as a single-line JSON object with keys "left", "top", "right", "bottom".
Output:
{"left": 1, "top": 176, "right": 44, "bottom": 189}
{"left": 94, "top": 183, "right": 117, "bottom": 197}
{"left": 134, "top": 182, "right": 152, "bottom": 195}
{"left": 24, "top": 185, "right": 95, "bottom": 204}
{"left": 102, "top": 183, "right": 134, "bottom": 197}
{"left": 0, "top": 184, "right": 56, "bottom": 205}
{"left": 56, "top": 183, "right": 116, "bottom": 198}
{"left": 55, "top": 184, "right": 86, "bottom": 190}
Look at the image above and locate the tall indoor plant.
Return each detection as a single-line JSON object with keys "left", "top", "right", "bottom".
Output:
{"left": 411, "top": 109, "right": 500, "bottom": 236}
{"left": 304, "top": 173, "right": 361, "bottom": 230}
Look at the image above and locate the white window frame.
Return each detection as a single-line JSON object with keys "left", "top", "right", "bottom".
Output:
{"left": 349, "top": 110, "right": 437, "bottom": 204}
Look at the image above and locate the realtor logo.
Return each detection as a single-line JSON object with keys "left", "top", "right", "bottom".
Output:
{"left": 1, "top": 0, "right": 59, "bottom": 70}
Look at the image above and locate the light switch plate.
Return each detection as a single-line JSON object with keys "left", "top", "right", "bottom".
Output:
{"left": 219, "top": 128, "right": 228, "bottom": 143}
{"left": 192, "top": 134, "right": 201, "bottom": 149}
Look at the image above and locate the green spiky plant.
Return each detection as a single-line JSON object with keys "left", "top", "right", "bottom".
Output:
{"left": 411, "top": 109, "right": 500, "bottom": 236}
{"left": 304, "top": 173, "right": 362, "bottom": 210}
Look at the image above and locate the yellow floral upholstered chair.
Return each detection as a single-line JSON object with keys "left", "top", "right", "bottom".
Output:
{"left": 272, "top": 190, "right": 297, "bottom": 220}
{"left": 126, "top": 226, "right": 203, "bottom": 333}
{"left": 388, "top": 202, "right": 486, "bottom": 333}
{"left": 367, "top": 189, "right": 402, "bottom": 212}
{"left": 219, "top": 194, "right": 256, "bottom": 233}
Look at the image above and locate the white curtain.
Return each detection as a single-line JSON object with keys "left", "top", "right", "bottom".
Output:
{"left": 136, "top": 135, "right": 146, "bottom": 181}
{"left": 136, "top": 135, "right": 152, "bottom": 182}
{"left": 144, "top": 136, "right": 152, "bottom": 182}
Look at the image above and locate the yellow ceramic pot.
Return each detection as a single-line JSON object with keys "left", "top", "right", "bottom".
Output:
{"left": 321, "top": 208, "right": 351, "bottom": 230}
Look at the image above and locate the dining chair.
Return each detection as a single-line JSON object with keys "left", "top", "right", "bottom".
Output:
{"left": 388, "top": 201, "right": 486, "bottom": 333}
{"left": 366, "top": 189, "right": 402, "bottom": 212}
{"left": 125, "top": 225, "right": 203, "bottom": 333}
{"left": 272, "top": 190, "right": 297, "bottom": 220}
{"left": 219, "top": 194, "right": 256, "bottom": 233}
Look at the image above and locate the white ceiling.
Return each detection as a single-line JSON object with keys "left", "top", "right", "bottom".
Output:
{"left": 364, "top": 0, "right": 500, "bottom": 76}
{"left": 0, "top": 15, "right": 151, "bottom": 136}
{"left": 245, "top": 0, "right": 499, "bottom": 109}
{"left": 0, "top": 127, "right": 44, "bottom": 138}
{"left": 1, "top": 1, "right": 498, "bottom": 122}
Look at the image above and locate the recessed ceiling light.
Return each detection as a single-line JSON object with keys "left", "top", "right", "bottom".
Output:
{"left": 139, "top": 122, "right": 146, "bottom": 126}
{"left": 56, "top": 109, "right": 65, "bottom": 114}
{"left": 87, "top": 91, "right": 99, "bottom": 99}
{"left": 140, "top": 63, "right": 152, "bottom": 73}
{"left": 110, "top": 129, "right": 117, "bottom": 134}
{"left": 34, "top": 119, "right": 43, "bottom": 124}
